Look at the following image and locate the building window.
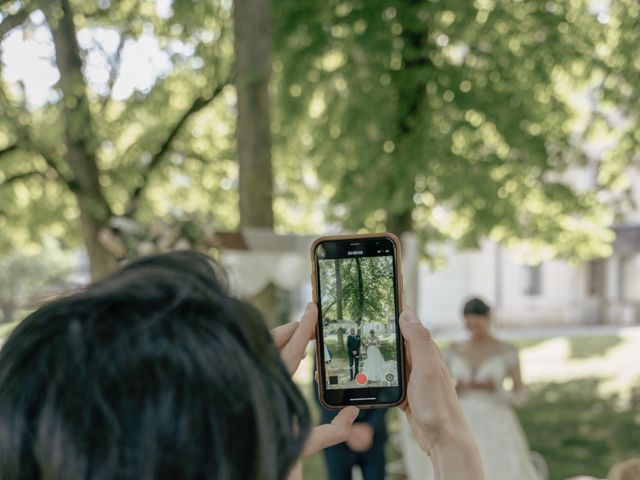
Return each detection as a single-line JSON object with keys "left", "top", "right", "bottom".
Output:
{"left": 587, "top": 260, "right": 604, "bottom": 297}
{"left": 524, "top": 264, "right": 542, "bottom": 296}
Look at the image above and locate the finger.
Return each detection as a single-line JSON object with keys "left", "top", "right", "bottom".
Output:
{"left": 301, "top": 406, "right": 359, "bottom": 457}
{"left": 271, "top": 321, "right": 299, "bottom": 349}
{"left": 281, "top": 303, "right": 317, "bottom": 374}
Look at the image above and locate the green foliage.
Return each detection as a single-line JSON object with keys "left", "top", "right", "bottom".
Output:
{"left": 568, "top": 335, "right": 623, "bottom": 360}
{"left": 377, "top": 339, "right": 396, "bottom": 361}
{"left": 272, "top": 0, "right": 637, "bottom": 261}
{"left": 0, "top": 0, "right": 237, "bottom": 253}
{"left": 320, "top": 256, "right": 394, "bottom": 324}
{"left": 324, "top": 338, "right": 347, "bottom": 360}
{"left": 590, "top": 0, "right": 640, "bottom": 216}
{"left": 520, "top": 378, "right": 640, "bottom": 479}
{"left": 1, "top": 0, "right": 637, "bottom": 265}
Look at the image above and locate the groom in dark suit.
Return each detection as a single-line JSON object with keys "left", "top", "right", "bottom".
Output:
{"left": 347, "top": 328, "right": 361, "bottom": 381}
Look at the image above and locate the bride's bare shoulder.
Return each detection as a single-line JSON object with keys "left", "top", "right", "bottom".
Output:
{"left": 494, "top": 340, "right": 518, "bottom": 355}
{"left": 448, "top": 340, "right": 468, "bottom": 353}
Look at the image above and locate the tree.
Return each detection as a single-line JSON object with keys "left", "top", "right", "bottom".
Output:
{"left": 45, "top": 0, "right": 116, "bottom": 277}
{"left": 354, "top": 256, "right": 364, "bottom": 325}
{"left": 234, "top": 0, "right": 274, "bottom": 229}
{"left": 334, "top": 258, "right": 345, "bottom": 352}
{"left": 581, "top": 0, "right": 639, "bottom": 219}
{"left": 273, "top": 0, "right": 638, "bottom": 262}
{"left": 233, "top": 0, "right": 281, "bottom": 325}
{"left": 320, "top": 256, "right": 395, "bottom": 328}
{"left": 0, "top": 0, "right": 234, "bottom": 278}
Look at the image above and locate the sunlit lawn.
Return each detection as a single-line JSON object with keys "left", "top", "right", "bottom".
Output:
{"left": 521, "top": 378, "right": 640, "bottom": 480}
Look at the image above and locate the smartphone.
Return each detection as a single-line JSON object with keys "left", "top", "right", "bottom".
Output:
{"left": 311, "top": 233, "right": 406, "bottom": 409}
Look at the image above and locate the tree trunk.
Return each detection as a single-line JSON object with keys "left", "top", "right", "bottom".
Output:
{"left": 234, "top": 0, "right": 278, "bottom": 325}
{"left": 355, "top": 256, "right": 364, "bottom": 329}
{"left": 387, "top": 210, "right": 413, "bottom": 238}
{"left": 234, "top": 0, "right": 274, "bottom": 228}
{"left": 335, "top": 259, "right": 344, "bottom": 352}
{"left": 385, "top": 15, "right": 430, "bottom": 239}
{"left": 0, "top": 303, "right": 15, "bottom": 324}
{"left": 335, "top": 259, "right": 343, "bottom": 320}
{"left": 46, "top": 0, "right": 116, "bottom": 279}
{"left": 336, "top": 327, "right": 345, "bottom": 353}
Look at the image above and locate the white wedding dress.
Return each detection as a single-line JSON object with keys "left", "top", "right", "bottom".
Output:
{"left": 445, "top": 346, "right": 545, "bottom": 480}
{"left": 363, "top": 338, "right": 384, "bottom": 382}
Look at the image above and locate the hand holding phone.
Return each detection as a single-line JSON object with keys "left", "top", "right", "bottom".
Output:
{"left": 399, "top": 309, "right": 485, "bottom": 479}
{"left": 311, "top": 233, "right": 406, "bottom": 409}
{"left": 270, "top": 304, "right": 360, "bottom": 458}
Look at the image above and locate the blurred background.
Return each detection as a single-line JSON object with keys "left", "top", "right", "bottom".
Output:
{"left": 0, "top": 0, "right": 638, "bottom": 479}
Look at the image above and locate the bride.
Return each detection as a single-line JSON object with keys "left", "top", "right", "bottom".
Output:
{"left": 363, "top": 330, "right": 384, "bottom": 383}
{"left": 445, "top": 298, "right": 546, "bottom": 480}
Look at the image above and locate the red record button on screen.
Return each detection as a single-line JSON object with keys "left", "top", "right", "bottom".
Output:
{"left": 355, "top": 373, "right": 368, "bottom": 385}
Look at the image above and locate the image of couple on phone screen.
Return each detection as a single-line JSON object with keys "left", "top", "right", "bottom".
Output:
{"left": 319, "top": 255, "right": 399, "bottom": 390}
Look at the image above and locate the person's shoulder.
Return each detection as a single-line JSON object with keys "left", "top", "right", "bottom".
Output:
{"left": 446, "top": 340, "right": 466, "bottom": 355}
{"left": 449, "top": 340, "right": 468, "bottom": 350}
{"left": 494, "top": 341, "right": 520, "bottom": 364}
{"left": 495, "top": 340, "right": 518, "bottom": 354}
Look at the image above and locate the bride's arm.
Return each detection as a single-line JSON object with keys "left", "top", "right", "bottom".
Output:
{"left": 498, "top": 349, "right": 527, "bottom": 407}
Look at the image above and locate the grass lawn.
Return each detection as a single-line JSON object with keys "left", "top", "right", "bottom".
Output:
{"left": 566, "top": 335, "right": 624, "bottom": 360}
{"left": 520, "top": 378, "right": 640, "bottom": 480}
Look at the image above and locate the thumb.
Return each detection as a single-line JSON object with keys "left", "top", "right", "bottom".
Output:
{"left": 301, "top": 406, "right": 359, "bottom": 457}
{"left": 400, "top": 308, "right": 434, "bottom": 365}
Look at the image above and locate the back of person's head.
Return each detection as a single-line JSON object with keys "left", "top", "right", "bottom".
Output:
{"left": 608, "top": 458, "right": 640, "bottom": 480}
{"left": 0, "top": 251, "right": 309, "bottom": 480}
{"left": 462, "top": 297, "right": 491, "bottom": 316}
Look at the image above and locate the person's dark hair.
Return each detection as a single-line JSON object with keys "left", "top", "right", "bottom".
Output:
{"left": 463, "top": 297, "right": 491, "bottom": 316}
{"left": 0, "top": 251, "right": 309, "bottom": 480}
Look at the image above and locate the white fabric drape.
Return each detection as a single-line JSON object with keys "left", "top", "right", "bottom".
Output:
{"left": 222, "top": 251, "right": 309, "bottom": 297}
{"left": 220, "top": 229, "right": 316, "bottom": 297}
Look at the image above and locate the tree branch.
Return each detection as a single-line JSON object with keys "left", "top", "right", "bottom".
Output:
{"left": 0, "top": 143, "right": 18, "bottom": 160}
{"left": 0, "top": 82, "right": 76, "bottom": 190}
{"left": 125, "top": 74, "right": 233, "bottom": 216}
{"left": 0, "top": 3, "right": 37, "bottom": 41}
{"left": 107, "top": 31, "right": 127, "bottom": 92}
{"left": 96, "top": 24, "right": 129, "bottom": 109}
{"left": 0, "top": 169, "right": 47, "bottom": 187}
{"left": 36, "top": 148, "right": 79, "bottom": 190}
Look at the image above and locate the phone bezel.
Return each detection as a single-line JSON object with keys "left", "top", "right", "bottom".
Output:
{"left": 311, "top": 232, "right": 406, "bottom": 410}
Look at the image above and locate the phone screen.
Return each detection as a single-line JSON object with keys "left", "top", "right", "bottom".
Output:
{"left": 314, "top": 236, "right": 404, "bottom": 407}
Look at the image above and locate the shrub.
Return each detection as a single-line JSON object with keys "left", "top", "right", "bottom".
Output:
{"left": 378, "top": 340, "right": 396, "bottom": 361}
{"left": 324, "top": 338, "right": 347, "bottom": 361}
